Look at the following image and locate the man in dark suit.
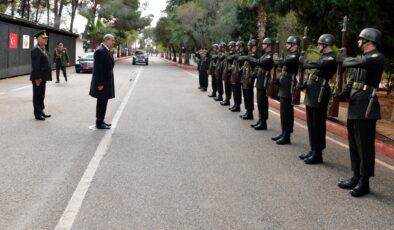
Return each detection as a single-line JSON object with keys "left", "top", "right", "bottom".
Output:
{"left": 30, "top": 30, "right": 52, "bottom": 121}
{"left": 89, "top": 34, "right": 116, "bottom": 129}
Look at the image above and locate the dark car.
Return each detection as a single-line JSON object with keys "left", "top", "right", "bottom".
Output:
{"left": 132, "top": 50, "right": 148, "bottom": 65}
{"left": 75, "top": 52, "right": 94, "bottom": 73}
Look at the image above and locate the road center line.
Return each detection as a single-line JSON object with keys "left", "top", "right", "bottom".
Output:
{"left": 55, "top": 66, "right": 143, "bottom": 230}
{"left": 11, "top": 85, "right": 32, "bottom": 92}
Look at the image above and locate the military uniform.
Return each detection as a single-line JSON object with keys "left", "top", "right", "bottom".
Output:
{"left": 197, "top": 50, "right": 210, "bottom": 91}
{"left": 249, "top": 44, "right": 273, "bottom": 130}
{"left": 53, "top": 47, "right": 70, "bottom": 82}
{"left": 229, "top": 42, "right": 247, "bottom": 112}
{"left": 338, "top": 28, "right": 384, "bottom": 197}
{"left": 299, "top": 34, "right": 337, "bottom": 164}
{"left": 221, "top": 41, "right": 236, "bottom": 106}
{"left": 30, "top": 31, "right": 52, "bottom": 120}
{"left": 208, "top": 44, "right": 219, "bottom": 97}
{"left": 272, "top": 36, "right": 300, "bottom": 144}
{"left": 214, "top": 43, "right": 226, "bottom": 101}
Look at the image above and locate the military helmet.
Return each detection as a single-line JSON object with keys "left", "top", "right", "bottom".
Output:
{"left": 228, "top": 41, "right": 236, "bottom": 47}
{"left": 248, "top": 39, "right": 258, "bottom": 47}
{"left": 318, "top": 34, "right": 335, "bottom": 45}
{"left": 219, "top": 42, "right": 227, "bottom": 48}
{"left": 212, "top": 43, "right": 219, "bottom": 49}
{"left": 262, "top": 37, "right": 273, "bottom": 45}
{"left": 286, "top": 36, "right": 300, "bottom": 45}
{"left": 358, "top": 28, "right": 381, "bottom": 44}
{"left": 236, "top": 41, "right": 244, "bottom": 47}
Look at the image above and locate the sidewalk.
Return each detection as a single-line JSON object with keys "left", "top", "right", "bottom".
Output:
{"left": 163, "top": 57, "right": 394, "bottom": 159}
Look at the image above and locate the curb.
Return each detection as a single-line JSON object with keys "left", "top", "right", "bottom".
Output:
{"left": 164, "top": 56, "right": 394, "bottom": 159}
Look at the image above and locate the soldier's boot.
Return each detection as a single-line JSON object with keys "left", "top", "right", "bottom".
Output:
{"left": 214, "top": 96, "right": 223, "bottom": 101}
{"left": 230, "top": 104, "right": 240, "bottom": 112}
{"left": 338, "top": 175, "right": 360, "bottom": 190}
{"left": 276, "top": 133, "right": 291, "bottom": 145}
{"left": 228, "top": 104, "right": 236, "bottom": 110}
{"left": 251, "top": 119, "right": 262, "bottom": 128}
{"left": 271, "top": 133, "right": 283, "bottom": 141}
{"left": 350, "top": 176, "right": 370, "bottom": 197}
{"left": 304, "top": 150, "right": 323, "bottom": 164}
{"left": 254, "top": 120, "right": 267, "bottom": 130}
{"left": 299, "top": 150, "right": 314, "bottom": 160}
{"left": 242, "top": 111, "right": 253, "bottom": 120}
{"left": 240, "top": 111, "right": 249, "bottom": 118}
{"left": 220, "top": 99, "right": 230, "bottom": 106}
{"left": 208, "top": 92, "right": 217, "bottom": 97}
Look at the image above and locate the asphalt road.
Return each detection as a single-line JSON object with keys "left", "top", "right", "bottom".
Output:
{"left": 0, "top": 57, "right": 393, "bottom": 229}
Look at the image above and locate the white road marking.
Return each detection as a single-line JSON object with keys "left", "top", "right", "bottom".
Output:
{"left": 55, "top": 66, "right": 143, "bottom": 230}
{"left": 11, "top": 85, "right": 32, "bottom": 92}
{"left": 267, "top": 108, "right": 394, "bottom": 171}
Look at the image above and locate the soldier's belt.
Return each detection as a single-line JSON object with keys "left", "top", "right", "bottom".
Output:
{"left": 352, "top": 82, "right": 374, "bottom": 91}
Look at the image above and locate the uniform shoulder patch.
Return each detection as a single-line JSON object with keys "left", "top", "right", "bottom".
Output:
{"left": 371, "top": 53, "right": 379, "bottom": 58}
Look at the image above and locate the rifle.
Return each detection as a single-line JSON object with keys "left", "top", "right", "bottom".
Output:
{"left": 328, "top": 16, "right": 348, "bottom": 117}
{"left": 222, "top": 53, "right": 228, "bottom": 81}
{"left": 231, "top": 54, "right": 240, "bottom": 84}
{"left": 268, "top": 33, "right": 280, "bottom": 98}
{"left": 242, "top": 52, "right": 252, "bottom": 89}
{"left": 292, "top": 27, "right": 309, "bottom": 105}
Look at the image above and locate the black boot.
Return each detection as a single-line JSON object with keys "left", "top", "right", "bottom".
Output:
{"left": 304, "top": 151, "right": 323, "bottom": 164}
{"left": 240, "top": 112, "right": 248, "bottom": 118}
{"left": 208, "top": 93, "right": 217, "bottom": 97}
{"left": 254, "top": 120, "right": 267, "bottom": 130}
{"left": 230, "top": 105, "right": 240, "bottom": 112}
{"left": 276, "top": 133, "right": 290, "bottom": 145}
{"left": 228, "top": 105, "right": 236, "bottom": 110}
{"left": 251, "top": 119, "right": 262, "bottom": 128}
{"left": 271, "top": 133, "right": 283, "bottom": 141}
{"left": 350, "top": 176, "right": 370, "bottom": 197}
{"left": 220, "top": 99, "right": 230, "bottom": 106}
{"left": 338, "top": 175, "right": 360, "bottom": 190}
{"left": 299, "top": 150, "right": 313, "bottom": 160}
{"left": 242, "top": 112, "right": 253, "bottom": 120}
{"left": 214, "top": 96, "right": 223, "bottom": 101}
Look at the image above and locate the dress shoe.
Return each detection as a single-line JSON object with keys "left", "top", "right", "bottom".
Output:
{"left": 251, "top": 119, "right": 262, "bottom": 128}
{"left": 338, "top": 176, "right": 360, "bottom": 190}
{"left": 350, "top": 177, "right": 370, "bottom": 197}
{"left": 242, "top": 114, "right": 253, "bottom": 120}
{"left": 254, "top": 120, "right": 267, "bottom": 130}
{"left": 35, "top": 115, "right": 45, "bottom": 120}
{"left": 276, "top": 134, "right": 291, "bottom": 145}
{"left": 240, "top": 112, "right": 248, "bottom": 118}
{"left": 42, "top": 113, "right": 51, "bottom": 118}
{"left": 198, "top": 86, "right": 202, "bottom": 89}
{"left": 200, "top": 87, "right": 207, "bottom": 92}
{"left": 220, "top": 100, "right": 230, "bottom": 106}
{"left": 271, "top": 133, "right": 283, "bottom": 141}
{"left": 228, "top": 105, "right": 235, "bottom": 110}
{"left": 214, "top": 96, "right": 223, "bottom": 101}
{"left": 208, "top": 93, "right": 216, "bottom": 97}
{"left": 55, "top": 81, "right": 60, "bottom": 83}
{"left": 304, "top": 152, "right": 323, "bottom": 164}
{"left": 96, "top": 123, "right": 111, "bottom": 129}
{"left": 104, "top": 122, "right": 112, "bottom": 126}
{"left": 299, "top": 150, "right": 313, "bottom": 160}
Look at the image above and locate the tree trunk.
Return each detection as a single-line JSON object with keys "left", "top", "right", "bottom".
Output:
{"left": 35, "top": 0, "right": 42, "bottom": 22}
{"left": 184, "top": 48, "right": 190, "bottom": 65}
{"left": 69, "top": 0, "right": 79, "bottom": 32}
{"left": 46, "top": 0, "right": 50, "bottom": 25}
{"left": 172, "top": 47, "right": 177, "bottom": 62}
{"left": 178, "top": 48, "right": 183, "bottom": 64}
{"left": 256, "top": 5, "right": 267, "bottom": 43}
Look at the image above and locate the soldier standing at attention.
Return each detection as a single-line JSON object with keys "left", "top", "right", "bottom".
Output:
{"left": 297, "top": 34, "right": 337, "bottom": 164}
{"left": 249, "top": 37, "right": 274, "bottom": 130}
{"left": 30, "top": 30, "right": 52, "bottom": 121}
{"left": 197, "top": 49, "right": 209, "bottom": 92}
{"left": 214, "top": 42, "right": 227, "bottom": 102}
{"left": 272, "top": 36, "right": 300, "bottom": 144}
{"left": 53, "top": 41, "right": 70, "bottom": 83}
{"left": 208, "top": 44, "right": 219, "bottom": 98}
{"left": 240, "top": 38, "right": 258, "bottom": 120}
{"left": 338, "top": 28, "right": 384, "bottom": 197}
{"left": 229, "top": 40, "right": 247, "bottom": 112}
{"left": 221, "top": 41, "right": 236, "bottom": 106}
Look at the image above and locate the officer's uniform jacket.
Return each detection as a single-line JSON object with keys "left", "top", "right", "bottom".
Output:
{"left": 209, "top": 51, "right": 218, "bottom": 75}
{"left": 341, "top": 49, "right": 384, "bottom": 120}
{"left": 53, "top": 48, "right": 70, "bottom": 67}
{"left": 275, "top": 52, "right": 299, "bottom": 99}
{"left": 303, "top": 52, "right": 337, "bottom": 108}
{"left": 30, "top": 46, "right": 52, "bottom": 81}
{"left": 198, "top": 55, "right": 210, "bottom": 72}
{"left": 250, "top": 51, "right": 274, "bottom": 91}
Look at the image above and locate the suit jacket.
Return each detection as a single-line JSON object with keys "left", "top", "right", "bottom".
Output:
{"left": 30, "top": 46, "right": 52, "bottom": 81}
{"left": 89, "top": 44, "right": 115, "bottom": 99}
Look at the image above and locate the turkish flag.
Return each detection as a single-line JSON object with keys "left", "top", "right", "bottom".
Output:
{"left": 9, "top": 33, "right": 18, "bottom": 49}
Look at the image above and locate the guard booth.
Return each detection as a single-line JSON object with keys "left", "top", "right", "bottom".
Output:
{"left": 0, "top": 14, "right": 79, "bottom": 79}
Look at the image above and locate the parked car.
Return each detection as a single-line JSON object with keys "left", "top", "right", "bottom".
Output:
{"left": 132, "top": 50, "right": 148, "bottom": 65}
{"left": 75, "top": 52, "right": 94, "bottom": 73}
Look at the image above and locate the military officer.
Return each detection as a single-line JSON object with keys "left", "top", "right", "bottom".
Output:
{"left": 197, "top": 49, "right": 210, "bottom": 92}
{"left": 53, "top": 41, "right": 70, "bottom": 83}
{"left": 208, "top": 44, "right": 219, "bottom": 97}
{"left": 214, "top": 42, "right": 227, "bottom": 102}
{"left": 337, "top": 28, "right": 384, "bottom": 197}
{"left": 249, "top": 37, "right": 274, "bottom": 130}
{"left": 30, "top": 30, "right": 52, "bottom": 121}
{"left": 272, "top": 36, "right": 300, "bottom": 144}
{"left": 221, "top": 41, "right": 236, "bottom": 106}
{"left": 298, "top": 34, "right": 337, "bottom": 164}
{"left": 240, "top": 38, "right": 258, "bottom": 120}
{"left": 229, "top": 41, "right": 247, "bottom": 112}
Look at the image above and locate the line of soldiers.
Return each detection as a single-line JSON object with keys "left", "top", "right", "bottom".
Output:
{"left": 195, "top": 27, "right": 384, "bottom": 197}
